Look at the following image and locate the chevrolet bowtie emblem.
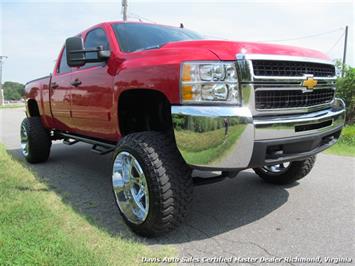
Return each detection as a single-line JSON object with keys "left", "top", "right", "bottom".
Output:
{"left": 302, "top": 76, "right": 318, "bottom": 90}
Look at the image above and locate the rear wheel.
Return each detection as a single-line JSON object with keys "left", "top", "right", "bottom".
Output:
{"left": 112, "top": 131, "right": 193, "bottom": 237}
{"left": 253, "top": 156, "right": 316, "bottom": 185}
{"left": 20, "top": 117, "right": 51, "bottom": 163}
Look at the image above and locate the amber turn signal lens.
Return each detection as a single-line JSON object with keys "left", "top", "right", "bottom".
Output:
{"left": 182, "top": 85, "right": 193, "bottom": 101}
{"left": 182, "top": 64, "right": 191, "bottom": 82}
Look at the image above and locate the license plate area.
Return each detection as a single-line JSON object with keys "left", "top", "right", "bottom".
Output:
{"left": 295, "top": 120, "right": 332, "bottom": 132}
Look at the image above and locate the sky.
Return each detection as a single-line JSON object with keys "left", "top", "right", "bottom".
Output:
{"left": 0, "top": 0, "right": 354, "bottom": 84}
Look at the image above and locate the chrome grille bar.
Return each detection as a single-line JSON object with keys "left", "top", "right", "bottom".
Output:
{"left": 255, "top": 88, "right": 335, "bottom": 110}
{"left": 236, "top": 54, "right": 337, "bottom": 114}
{"left": 252, "top": 60, "right": 335, "bottom": 77}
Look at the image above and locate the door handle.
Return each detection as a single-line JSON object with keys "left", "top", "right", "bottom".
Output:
{"left": 51, "top": 82, "right": 58, "bottom": 89}
{"left": 71, "top": 79, "right": 82, "bottom": 87}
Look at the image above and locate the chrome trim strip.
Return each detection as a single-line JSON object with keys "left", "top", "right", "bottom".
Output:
{"left": 254, "top": 87, "right": 335, "bottom": 92}
{"left": 254, "top": 98, "right": 345, "bottom": 140}
{"left": 254, "top": 102, "right": 335, "bottom": 113}
{"left": 181, "top": 81, "right": 238, "bottom": 85}
{"left": 255, "top": 107, "right": 344, "bottom": 125}
{"left": 252, "top": 80, "right": 336, "bottom": 85}
{"left": 253, "top": 76, "right": 336, "bottom": 81}
{"left": 255, "top": 104, "right": 333, "bottom": 115}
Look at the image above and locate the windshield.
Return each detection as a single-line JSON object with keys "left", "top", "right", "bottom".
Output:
{"left": 112, "top": 23, "right": 204, "bottom": 53}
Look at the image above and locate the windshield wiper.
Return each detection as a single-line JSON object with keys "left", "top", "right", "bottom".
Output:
{"left": 143, "top": 44, "right": 162, "bottom": 50}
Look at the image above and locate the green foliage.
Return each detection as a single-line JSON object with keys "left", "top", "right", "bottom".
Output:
{"left": 2, "top": 81, "right": 25, "bottom": 101}
{"left": 326, "top": 125, "right": 355, "bottom": 157}
{"left": 335, "top": 63, "right": 355, "bottom": 124}
{"left": 337, "top": 125, "right": 355, "bottom": 146}
{"left": 325, "top": 143, "right": 355, "bottom": 157}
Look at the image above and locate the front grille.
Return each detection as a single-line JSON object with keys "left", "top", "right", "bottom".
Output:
{"left": 255, "top": 89, "right": 335, "bottom": 110}
{"left": 252, "top": 60, "right": 336, "bottom": 77}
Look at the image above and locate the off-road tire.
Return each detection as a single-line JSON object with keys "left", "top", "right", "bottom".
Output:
{"left": 112, "top": 131, "right": 193, "bottom": 237}
{"left": 253, "top": 156, "right": 316, "bottom": 185}
{"left": 21, "top": 117, "right": 51, "bottom": 163}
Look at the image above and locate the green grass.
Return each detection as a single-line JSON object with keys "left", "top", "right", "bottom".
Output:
{"left": 325, "top": 125, "right": 355, "bottom": 157}
{"left": 325, "top": 143, "right": 355, "bottom": 156}
{"left": 176, "top": 125, "right": 246, "bottom": 165}
{"left": 0, "top": 104, "right": 24, "bottom": 109}
{"left": 0, "top": 145, "right": 173, "bottom": 265}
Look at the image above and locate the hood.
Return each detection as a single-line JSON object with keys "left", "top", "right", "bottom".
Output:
{"left": 163, "top": 40, "right": 330, "bottom": 61}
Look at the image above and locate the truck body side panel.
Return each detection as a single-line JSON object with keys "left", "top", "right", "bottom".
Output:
{"left": 69, "top": 65, "right": 116, "bottom": 140}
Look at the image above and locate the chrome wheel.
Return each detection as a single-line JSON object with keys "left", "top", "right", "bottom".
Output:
{"left": 20, "top": 124, "right": 29, "bottom": 157}
{"left": 262, "top": 162, "right": 290, "bottom": 175}
{"left": 112, "top": 151, "right": 149, "bottom": 224}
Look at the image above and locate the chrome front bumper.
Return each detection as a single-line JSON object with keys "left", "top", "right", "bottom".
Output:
{"left": 171, "top": 98, "right": 345, "bottom": 170}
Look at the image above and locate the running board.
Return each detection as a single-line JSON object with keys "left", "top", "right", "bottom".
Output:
{"left": 63, "top": 138, "right": 79, "bottom": 145}
{"left": 91, "top": 144, "right": 115, "bottom": 155}
{"left": 59, "top": 132, "right": 116, "bottom": 155}
{"left": 193, "top": 171, "right": 239, "bottom": 186}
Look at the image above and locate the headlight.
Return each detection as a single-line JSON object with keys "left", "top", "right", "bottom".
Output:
{"left": 180, "top": 62, "right": 240, "bottom": 104}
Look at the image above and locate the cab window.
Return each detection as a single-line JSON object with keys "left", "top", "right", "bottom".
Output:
{"left": 82, "top": 28, "right": 110, "bottom": 69}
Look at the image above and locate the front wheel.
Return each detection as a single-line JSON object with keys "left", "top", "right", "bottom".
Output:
{"left": 253, "top": 156, "right": 316, "bottom": 185}
{"left": 112, "top": 132, "right": 193, "bottom": 237}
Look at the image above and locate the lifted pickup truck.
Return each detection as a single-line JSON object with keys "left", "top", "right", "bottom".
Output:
{"left": 22, "top": 21, "right": 345, "bottom": 237}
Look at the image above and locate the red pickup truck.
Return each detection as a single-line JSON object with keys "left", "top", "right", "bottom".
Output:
{"left": 22, "top": 21, "right": 345, "bottom": 236}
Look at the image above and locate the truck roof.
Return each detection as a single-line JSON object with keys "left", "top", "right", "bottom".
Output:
{"left": 79, "top": 21, "right": 181, "bottom": 35}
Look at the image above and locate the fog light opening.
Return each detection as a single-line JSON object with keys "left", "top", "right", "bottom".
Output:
{"left": 266, "top": 145, "right": 284, "bottom": 159}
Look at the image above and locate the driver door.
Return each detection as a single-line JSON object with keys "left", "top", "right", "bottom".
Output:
{"left": 69, "top": 27, "right": 115, "bottom": 140}
{"left": 50, "top": 46, "right": 72, "bottom": 131}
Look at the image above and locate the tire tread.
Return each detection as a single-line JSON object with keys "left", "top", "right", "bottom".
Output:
{"left": 113, "top": 131, "right": 193, "bottom": 237}
{"left": 253, "top": 156, "right": 316, "bottom": 185}
{"left": 21, "top": 117, "right": 51, "bottom": 164}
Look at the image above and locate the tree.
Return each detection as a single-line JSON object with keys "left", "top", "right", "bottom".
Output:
{"left": 336, "top": 63, "right": 355, "bottom": 124}
{"left": 2, "top": 81, "right": 25, "bottom": 101}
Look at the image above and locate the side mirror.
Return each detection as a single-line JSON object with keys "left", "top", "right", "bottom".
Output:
{"left": 65, "top": 37, "right": 111, "bottom": 67}
{"left": 66, "top": 37, "right": 86, "bottom": 67}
